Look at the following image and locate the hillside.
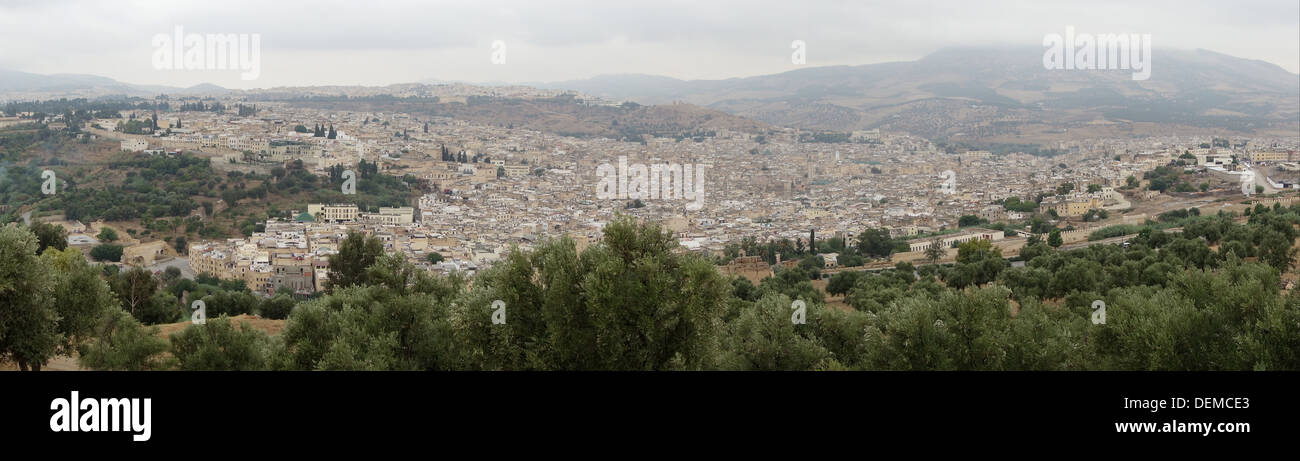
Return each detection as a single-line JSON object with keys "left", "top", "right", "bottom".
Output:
{"left": 541, "top": 47, "right": 1300, "bottom": 142}
{"left": 281, "top": 94, "right": 771, "bottom": 140}
{"left": 0, "top": 127, "right": 419, "bottom": 244}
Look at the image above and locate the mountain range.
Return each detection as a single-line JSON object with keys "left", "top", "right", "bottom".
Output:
{"left": 0, "top": 69, "right": 232, "bottom": 100}
{"left": 538, "top": 47, "right": 1300, "bottom": 142}
{"left": 3, "top": 46, "right": 1296, "bottom": 143}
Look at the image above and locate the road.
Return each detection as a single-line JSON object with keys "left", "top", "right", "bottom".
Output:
{"left": 1237, "top": 161, "right": 1282, "bottom": 195}
{"left": 145, "top": 256, "right": 196, "bottom": 279}
{"left": 1102, "top": 191, "right": 1131, "bottom": 211}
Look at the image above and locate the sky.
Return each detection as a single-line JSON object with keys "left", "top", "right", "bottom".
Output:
{"left": 0, "top": 0, "right": 1296, "bottom": 89}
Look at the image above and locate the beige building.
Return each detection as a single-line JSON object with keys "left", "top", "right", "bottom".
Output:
{"left": 720, "top": 255, "right": 773, "bottom": 284}
{"left": 307, "top": 204, "right": 360, "bottom": 223}
{"left": 228, "top": 137, "right": 270, "bottom": 154}
{"left": 1049, "top": 196, "right": 1104, "bottom": 217}
{"left": 502, "top": 164, "right": 531, "bottom": 177}
{"left": 123, "top": 241, "right": 168, "bottom": 267}
{"left": 1249, "top": 151, "right": 1291, "bottom": 163}
{"left": 908, "top": 229, "right": 1005, "bottom": 253}
{"left": 362, "top": 207, "right": 415, "bottom": 225}
{"left": 121, "top": 139, "right": 149, "bottom": 152}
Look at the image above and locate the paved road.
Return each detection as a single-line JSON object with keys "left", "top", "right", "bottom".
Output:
{"left": 145, "top": 256, "right": 196, "bottom": 279}
{"left": 1102, "top": 191, "right": 1131, "bottom": 211}
{"left": 1254, "top": 168, "right": 1282, "bottom": 195}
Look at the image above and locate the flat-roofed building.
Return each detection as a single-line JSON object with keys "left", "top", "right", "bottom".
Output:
{"left": 1250, "top": 151, "right": 1291, "bottom": 163}
{"left": 121, "top": 139, "right": 148, "bottom": 152}
{"left": 361, "top": 206, "right": 415, "bottom": 225}
{"left": 307, "top": 203, "right": 360, "bottom": 223}
{"left": 908, "top": 229, "right": 1005, "bottom": 253}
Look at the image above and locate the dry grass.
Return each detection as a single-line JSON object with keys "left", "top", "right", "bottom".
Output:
{"left": 153, "top": 314, "right": 286, "bottom": 338}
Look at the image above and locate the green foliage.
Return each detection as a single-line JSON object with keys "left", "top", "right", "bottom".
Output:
{"left": 169, "top": 316, "right": 285, "bottom": 370}
{"left": 1089, "top": 224, "right": 1143, "bottom": 241}
{"left": 42, "top": 247, "right": 118, "bottom": 356}
{"left": 13, "top": 202, "right": 1300, "bottom": 371}
{"left": 836, "top": 252, "right": 864, "bottom": 267}
{"left": 1144, "top": 165, "right": 1187, "bottom": 192}
{"left": 198, "top": 290, "right": 260, "bottom": 317}
{"left": 109, "top": 267, "right": 180, "bottom": 324}
{"left": 29, "top": 222, "right": 68, "bottom": 253}
{"left": 0, "top": 225, "right": 120, "bottom": 370}
{"left": 856, "top": 228, "right": 899, "bottom": 258}
{"left": 826, "top": 271, "right": 861, "bottom": 296}
{"left": 282, "top": 254, "right": 463, "bottom": 370}
{"left": 258, "top": 295, "right": 296, "bottom": 320}
{"left": 844, "top": 270, "right": 919, "bottom": 312}
{"left": 759, "top": 266, "right": 825, "bottom": 306}
{"left": 1001, "top": 196, "right": 1038, "bottom": 212}
{"left": 97, "top": 227, "right": 119, "bottom": 242}
{"left": 941, "top": 239, "right": 1006, "bottom": 289}
{"left": 77, "top": 308, "right": 172, "bottom": 370}
{"left": 1047, "top": 229, "right": 1063, "bottom": 248}
{"left": 1089, "top": 259, "right": 1296, "bottom": 370}
{"left": 797, "top": 254, "right": 824, "bottom": 279}
{"left": 43, "top": 155, "right": 213, "bottom": 222}
{"left": 326, "top": 230, "right": 385, "bottom": 291}
{"left": 0, "top": 224, "right": 59, "bottom": 370}
{"left": 719, "top": 294, "right": 830, "bottom": 370}
{"left": 90, "top": 243, "right": 123, "bottom": 262}
{"left": 958, "top": 215, "right": 987, "bottom": 227}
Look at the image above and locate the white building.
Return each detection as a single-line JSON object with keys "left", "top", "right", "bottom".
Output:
{"left": 121, "top": 139, "right": 148, "bottom": 152}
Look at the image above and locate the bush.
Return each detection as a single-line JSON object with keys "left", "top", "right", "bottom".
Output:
{"left": 169, "top": 316, "right": 282, "bottom": 370}
{"left": 1089, "top": 224, "right": 1143, "bottom": 241}
{"left": 259, "top": 295, "right": 296, "bottom": 320}
{"left": 90, "top": 243, "right": 124, "bottom": 262}
{"left": 77, "top": 309, "right": 173, "bottom": 370}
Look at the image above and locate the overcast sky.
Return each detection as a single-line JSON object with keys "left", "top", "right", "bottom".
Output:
{"left": 1, "top": 0, "right": 1296, "bottom": 89}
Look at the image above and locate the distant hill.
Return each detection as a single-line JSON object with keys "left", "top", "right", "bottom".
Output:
{"left": 285, "top": 94, "right": 770, "bottom": 139}
{"left": 538, "top": 47, "right": 1300, "bottom": 141}
{"left": 0, "top": 69, "right": 228, "bottom": 101}
{"left": 5, "top": 46, "right": 1296, "bottom": 143}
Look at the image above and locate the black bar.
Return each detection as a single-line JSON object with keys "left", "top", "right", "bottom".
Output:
{"left": 3, "top": 372, "right": 1294, "bottom": 450}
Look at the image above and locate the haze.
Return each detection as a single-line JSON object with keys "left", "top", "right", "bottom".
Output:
{"left": 0, "top": 0, "right": 1296, "bottom": 89}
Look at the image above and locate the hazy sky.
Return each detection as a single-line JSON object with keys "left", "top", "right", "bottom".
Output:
{"left": 1, "top": 0, "right": 1296, "bottom": 89}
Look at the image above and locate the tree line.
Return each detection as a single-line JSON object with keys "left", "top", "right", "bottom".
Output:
{"left": 5, "top": 207, "right": 1296, "bottom": 371}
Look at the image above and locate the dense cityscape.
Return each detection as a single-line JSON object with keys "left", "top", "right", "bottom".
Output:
{"left": 5, "top": 92, "right": 1298, "bottom": 303}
